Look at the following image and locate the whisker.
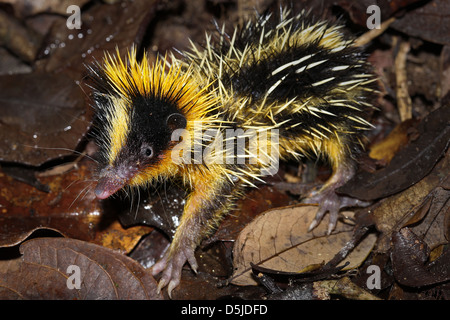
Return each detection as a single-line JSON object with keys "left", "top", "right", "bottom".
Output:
{"left": 79, "top": 185, "right": 93, "bottom": 202}
{"left": 155, "top": 184, "right": 170, "bottom": 229}
{"left": 69, "top": 182, "right": 93, "bottom": 209}
{"left": 129, "top": 185, "right": 134, "bottom": 215}
{"left": 63, "top": 178, "right": 84, "bottom": 192}
{"left": 21, "top": 144, "right": 99, "bottom": 164}
{"left": 134, "top": 187, "right": 141, "bottom": 220}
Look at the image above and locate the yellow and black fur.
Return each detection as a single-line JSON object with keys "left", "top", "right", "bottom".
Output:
{"left": 88, "top": 8, "right": 376, "bottom": 295}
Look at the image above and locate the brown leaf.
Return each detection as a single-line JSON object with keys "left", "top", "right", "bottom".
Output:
{"left": 0, "top": 237, "right": 162, "bottom": 300}
{"left": 339, "top": 102, "right": 450, "bottom": 200}
{"left": 116, "top": 183, "right": 187, "bottom": 239}
{"left": 403, "top": 187, "right": 450, "bottom": 250}
{"left": 316, "top": 277, "right": 381, "bottom": 300}
{"left": 38, "top": 0, "right": 158, "bottom": 77}
{"left": 0, "top": 160, "right": 152, "bottom": 253}
{"left": 0, "top": 72, "right": 88, "bottom": 166}
{"left": 0, "top": 47, "right": 31, "bottom": 75}
{"left": 391, "top": 0, "right": 450, "bottom": 45}
{"left": 0, "top": 161, "right": 96, "bottom": 242}
{"left": 371, "top": 149, "right": 449, "bottom": 251}
{"left": 0, "top": 11, "right": 43, "bottom": 62}
{"left": 1, "top": 165, "right": 51, "bottom": 193}
{"left": 368, "top": 119, "right": 417, "bottom": 164}
{"left": 211, "top": 185, "right": 293, "bottom": 243}
{"left": 230, "top": 205, "right": 377, "bottom": 286}
{"left": 391, "top": 228, "right": 450, "bottom": 287}
{"left": 0, "top": 258, "right": 80, "bottom": 299}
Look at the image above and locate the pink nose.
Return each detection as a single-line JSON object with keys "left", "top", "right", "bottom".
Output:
{"left": 94, "top": 175, "right": 126, "bottom": 199}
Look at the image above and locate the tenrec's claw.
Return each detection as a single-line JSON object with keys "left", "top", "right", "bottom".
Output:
{"left": 151, "top": 243, "right": 198, "bottom": 298}
{"left": 167, "top": 280, "right": 179, "bottom": 299}
{"left": 304, "top": 184, "right": 371, "bottom": 233}
{"left": 157, "top": 278, "right": 167, "bottom": 295}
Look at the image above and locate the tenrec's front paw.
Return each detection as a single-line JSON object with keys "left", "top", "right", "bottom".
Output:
{"left": 304, "top": 187, "right": 371, "bottom": 234}
{"left": 151, "top": 245, "right": 198, "bottom": 298}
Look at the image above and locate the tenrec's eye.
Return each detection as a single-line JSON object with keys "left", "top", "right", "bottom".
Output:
{"left": 142, "top": 145, "right": 153, "bottom": 158}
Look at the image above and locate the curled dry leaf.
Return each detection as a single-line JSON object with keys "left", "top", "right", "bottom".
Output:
{"left": 40, "top": 0, "right": 158, "bottom": 76}
{"left": 0, "top": 257, "right": 79, "bottom": 300}
{"left": 339, "top": 103, "right": 450, "bottom": 201}
{"left": 0, "top": 160, "right": 153, "bottom": 254}
{"left": 230, "top": 205, "right": 377, "bottom": 286}
{"left": 0, "top": 237, "right": 162, "bottom": 300}
{"left": 391, "top": 228, "right": 450, "bottom": 287}
{"left": 0, "top": 11, "right": 43, "bottom": 62}
{"left": 372, "top": 148, "right": 449, "bottom": 251}
{"left": 0, "top": 73, "right": 88, "bottom": 166}
{"left": 0, "top": 0, "right": 160, "bottom": 167}
{"left": 368, "top": 119, "right": 417, "bottom": 164}
{"left": 391, "top": 0, "right": 450, "bottom": 46}
{"left": 117, "top": 183, "right": 187, "bottom": 239}
{"left": 402, "top": 187, "right": 450, "bottom": 250}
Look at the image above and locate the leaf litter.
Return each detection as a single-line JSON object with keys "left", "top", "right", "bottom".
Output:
{"left": 0, "top": 0, "right": 449, "bottom": 300}
{"left": 230, "top": 205, "right": 377, "bottom": 286}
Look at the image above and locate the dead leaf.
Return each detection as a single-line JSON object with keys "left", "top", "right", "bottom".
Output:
{"left": 0, "top": 72, "right": 88, "bottom": 166}
{"left": 211, "top": 185, "right": 293, "bottom": 243}
{"left": 372, "top": 149, "right": 449, "bottom": 251}
{"left": 1, "top": 165, "right": 51, "bottom": 193}
{"left": 38, "top": 0, "right": 158, "bottom": 77}
{"left": 99, "top": 220, "right": 153, "bottom": 252}
{"left": 116, "top": 183, "right": 187, "bottom": 239}
{"left": 0, "top": 224, "right": 64, "bottom": 248}
{"left": 391, "top": 0, "right": 450, "bottom": 45}
{"left": 368, "top": 119, "right": 417, "bottom": 163}
{"left": 441, "top": 45, "right": 450, "bottom": 98}
{"left": 0, "top": 11, "right": 43, "bottom": 62}
{"left": 339, "top": 102, "right": 450, "bottom": 200}
{"left": 391, "top": 228, "right": 450, "bottom": 287}
{"left": 403, "top": 187, "right": 450, "bottom": 250}
{"left": 0, "top": 257, "right": 80, "bottom": 299}
{"left": 0, "top": 160, "right": 152, "bottom": 253}
{"left": 316, "top": 277, "right": 381, "bottom": 300}
{"left": 0, "top": 237, "right": 162, "bottom": 300}
{"left": 230, "top": 205, "right": 377, "bottom": 286}
{"left": 0, "top": 47, "right": 31, "bottom": 75}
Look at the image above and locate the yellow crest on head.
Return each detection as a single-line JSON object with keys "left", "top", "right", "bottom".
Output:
{"left": 100, "top": 46, "right": 220, "bottom": 176}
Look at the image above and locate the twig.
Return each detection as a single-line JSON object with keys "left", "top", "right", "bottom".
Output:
{"left": 395, "top": 39, "right": 413, "bottom": 121}
{"left": 354, "top": 17, "right": 396, "bottom": 47}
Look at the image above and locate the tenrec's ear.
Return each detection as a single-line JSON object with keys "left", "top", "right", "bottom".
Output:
{"left": 167, "top": 113, "right": 187, "bottom": 131}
